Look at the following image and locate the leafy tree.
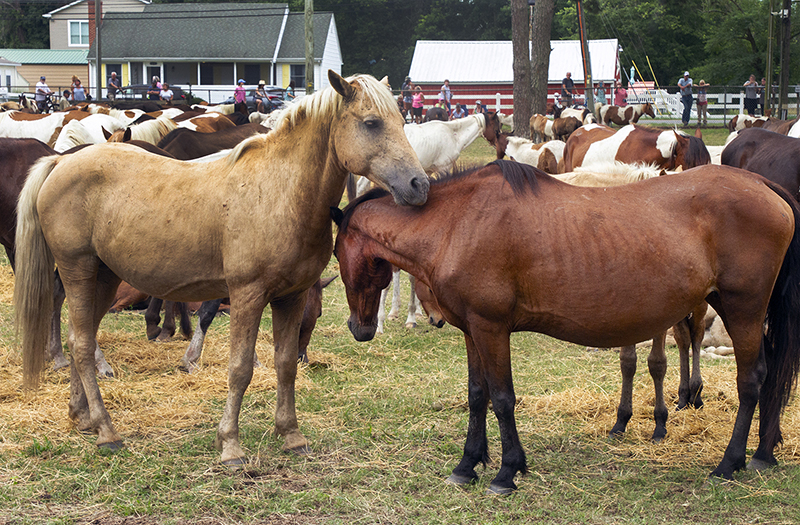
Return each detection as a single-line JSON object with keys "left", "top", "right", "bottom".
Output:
{"left": 0, "top": 0, "right": 60, "bottom": 48}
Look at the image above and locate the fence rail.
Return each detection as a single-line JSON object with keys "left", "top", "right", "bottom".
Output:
{"left": 4, "top": 83, "right": 800, "bottom": 124}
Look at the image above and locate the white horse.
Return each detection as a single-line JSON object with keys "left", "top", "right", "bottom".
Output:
{"left": 0, "top": 111, "right": 67, "bottom": 146}
{"left": 404, "top": 113, "right": 487, "bottom": 174}
{"left": 52, "top": 114, "right": 126, "bottom": 152}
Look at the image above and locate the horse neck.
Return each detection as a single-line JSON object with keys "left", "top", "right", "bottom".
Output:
{"left": 351, "top": 199, "right": 440, "bottom": 280}
{"left": 448, "top": 114, "right": 485, "bottom": 148}
{"left": 506, "top": 136, "right": 534, "bottom": 158}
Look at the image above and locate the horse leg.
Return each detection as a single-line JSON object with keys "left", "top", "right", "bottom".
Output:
{"left": 405, "top": 273, "right": 418, "bottom": 329}
{"left": 648, "top": 332, "right": 668, "bottom": 442}
{"left": 447, "top": 333, "right": 490, "bottom": 487}
{"left": 270, "top": 290, "right": 310, "bottom": 454}
{"left": 181, "top": 299, "right": 223, "bottom": 373}
{"left": 157, "top": 300, "right": 178, "bottom": 341}
{"left": 674, "top": 318, "right": 692, "bottom": 410}
{"left": 479, "top": 328, "right": 526, "bottom": 495}
{"left": 610, "top": 345, "right": 637, "bottom": 438}
{"left": 214, "top": 289, "right": 269, "bottom": 465}
{"left": 387, "top": 268, "right": 401, "bottom": 320}
{"left": 707, "top": 305, "right": 767, "bottom": 479}
{"left": 144, "top": 297, "right": 163, "bottom": 340}
{"left": 376, "top": 288, "right": 389, "bottom": 334}
{"left": 64, "top": 262, "right": 123, "bottom": 449}
{"left": 49, "top": 270, "right": 69, "bottom": 371}
{"left": 688, "top": 303, "right": 707, "bottom": 409}
{"left": 178, "top": 302, "right": 193, "bottom": 339}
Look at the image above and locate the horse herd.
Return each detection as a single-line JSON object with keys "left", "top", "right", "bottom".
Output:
{"left": 3, "top": 71, "right": 800, "bottom": 496}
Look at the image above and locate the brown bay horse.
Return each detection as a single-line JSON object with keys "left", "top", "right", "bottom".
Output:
{"left": 721, "top": 127, "right": 800, "bottom": 200}
{"left": 15, "top": 71, "right": 429, "bottom": 465}
{"left": 334, "top": 160, "right": 800, "bottom": 493}
{"left": 156, "top": 122, "right": 269, "bottom": 160}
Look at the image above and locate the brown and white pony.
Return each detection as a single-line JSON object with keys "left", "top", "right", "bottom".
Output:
{"left": 529, "top": 114, "right": 554, "bottom": 143}
{"left": 599, "top": 102, "right": 655, "bottom": 126}
{"left": 563, "top": 123, "right": 710, "bottom": 172}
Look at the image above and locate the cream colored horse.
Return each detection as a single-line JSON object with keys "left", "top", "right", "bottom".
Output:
{"left": 15, "top": 71, "right": 429, "bottom": 465}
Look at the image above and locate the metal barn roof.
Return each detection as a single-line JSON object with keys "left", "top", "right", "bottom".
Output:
{"left": 0, "top": 49, "right": 89, "bottom": 65}
{"left": 408, "top": 39, "right": 619, "bottom": 84}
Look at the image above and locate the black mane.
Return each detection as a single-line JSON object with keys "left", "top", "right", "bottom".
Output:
{"left": 337, "top": 160, "right": 542, "bottom": 233}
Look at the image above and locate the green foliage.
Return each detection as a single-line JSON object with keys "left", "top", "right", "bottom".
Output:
{"left": 0, "top": 1, "right": 58, "bottom": 48}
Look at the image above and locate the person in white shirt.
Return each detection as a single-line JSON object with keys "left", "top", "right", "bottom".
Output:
{"left": 35, "top": 75, "right": 52, "bottom": 113}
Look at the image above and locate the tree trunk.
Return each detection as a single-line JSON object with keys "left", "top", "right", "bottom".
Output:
{"left": 779, "top": 0, "right": 791, "bottom": 115}
{"left": 530, "top": 0, "right": 555, "bottom": 118}
{"left": 511, "top": 0, "right": 532, "bottom": 138}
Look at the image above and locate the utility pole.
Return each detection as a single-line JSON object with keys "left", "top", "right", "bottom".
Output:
{"left": 778, "top": 0, "right": 790, "bottom": 117}
{"left": 576, "top": 0, "right": 594, "bottom": 115}
{"left": 304, "top": 0, "right": 314, "bottom": 95}
{"left": 94, "top": 0, "right": 102, "bottom": 101}
{"left": 766, "top": 0, "right": 775, "bottom": 115}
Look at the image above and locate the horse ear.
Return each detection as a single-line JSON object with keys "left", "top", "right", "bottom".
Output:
{"left": 320, "top": 275, "right": 338, "bottom": 288}
{"left": 329, "top": 70, "right": 355, "bottom": 101}
{"left": 379, "top": 76, "right": 390, "bottom": 87}
{"left": 123, "top": 127, "right": 132, "bottom": 142}
{"left": 330, "top": 206, "right": 344, "bottom": 226}
{"left": 102, "top": 127, "right": 112, "bottom": 140}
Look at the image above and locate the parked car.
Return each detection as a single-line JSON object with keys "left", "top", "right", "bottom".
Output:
{"left": 223, "top": 86, "right": 286, "bottom": 113}
{"left": 119, "top": 84, "right": 186, "bottom": 102}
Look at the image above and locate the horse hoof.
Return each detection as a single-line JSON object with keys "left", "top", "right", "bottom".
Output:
{"left": 97, "top": 440, "right": 124, "bottom": 452}
{"left": 746, "top": 458, "right": 774, "bottom": 472}
{"left": 445, "top": 473, "right": 476, "bottom": 486}
{"left": 405, "top": 322, "right": 417, "bottom": 329}
{"left": 222, "top": 457, "right": 248, "bottom": 469}
{"left": 288, "top": 444, "right": 311, "bottom": 456}
{"left": 486, "top": 483, "right": 515, "bottom": 496}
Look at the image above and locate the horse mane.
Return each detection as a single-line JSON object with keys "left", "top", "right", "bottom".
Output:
{"left": 54, "top": 119, "right": 93, "bottom": 151}
{"left": 129, "top": 115, "right": 178, "bottom": 144}
{"left": 557, "top": 162, "right": 663, "bottom": 187}
{"left": 228, "top": 75, "right": 399, "bottom": 168}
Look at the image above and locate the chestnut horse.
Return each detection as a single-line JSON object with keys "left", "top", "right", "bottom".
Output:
{"left": 563, "top": 123, "right": 710, "bottom": 172}
{"left": 15, "top": 71, "right": 429, "bottom": 465}
{"left": 334, "top": 160, "right": 800, "bottom": 493}
{"left": 599, "top": 102, "right": 655, "bottom": 126}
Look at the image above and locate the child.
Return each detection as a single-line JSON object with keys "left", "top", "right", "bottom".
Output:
{"left": 696, "top": 80, "right": 709, "bottom": 127}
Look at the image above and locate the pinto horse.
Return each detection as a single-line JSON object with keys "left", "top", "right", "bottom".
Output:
{"left": 15, "top": 71, "right": 429, "bottom": 464}
{"left": 598, "top": 102, "right": 655, "bottom": 126}
{"left": 334, "top": 160, "right": 800, "bottom": 493}
{"left": 563, "top": 123, "right": 710, "bottom": 172}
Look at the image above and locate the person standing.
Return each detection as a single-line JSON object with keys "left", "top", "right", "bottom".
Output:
{"left": 159, "top": 83, "right": 174, "bottom": 104}
{"left": 614, "top": 81, "right": 627, "bottom": 107}
{"left": 696, "top": 80, "right": 710, "bottom": 127}
{"left": 234, "top": 79, "right": 246, "bottom": 104}
{"left": 35, "top": 75, "right": 51, "bottom": 113}
{"left": 401, "top": 77, "right": 414, "bottom": 122}
{"left": 743, "top": 74, "right": 758, "bottom": 117}
{"left": 107, "top": 71, "right": 121, "bottom": 102}
{"left": 678, "top": 71, "right": 693, "bottom": 126}
{"left": 759, "top": 77, "right": 767, "bottom": 116}
{"left": 411, "top": 85, "right": 425, "bottom": 124}
{"left": 147, "top": 76, "right": 162, "bottom": 101}
{"left": 561, "top": 72, "right": 575, "bottom": 107}
{"left": 440, "top": 79, "right": 452, "bottom": 116}
{"left": 595, "top": 82, "right": 607, "bottom": 106}
{"left": 71, "top": 77, "right": 86, "bottom": 102}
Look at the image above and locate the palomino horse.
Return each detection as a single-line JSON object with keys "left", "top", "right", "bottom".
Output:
{"left": 334, "top": 160, "right": 800, "bottom": 493}
{"left": 563, "top": 123, "right": 710, "bottom": 172}
{"left": 598, "top": 102, "right": 655, "bottom": 126}
{"left": 15, "top": 71, "right": 429, "bottom": 465}
{"left": 722, "top": 127, "right": 800, "bottom": 200}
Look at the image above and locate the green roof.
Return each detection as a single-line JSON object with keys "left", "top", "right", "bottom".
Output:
{"left": 88, "top": 3, "right": 329, "bottom": 61}
{"left": 0, "top": 48, "right": 89, "bottom": 65}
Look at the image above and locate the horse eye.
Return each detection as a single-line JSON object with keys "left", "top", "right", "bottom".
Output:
{"left": 364, "top": 119, "right": 381, "bottom": 130}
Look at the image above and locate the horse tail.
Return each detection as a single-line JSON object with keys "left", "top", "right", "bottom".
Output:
{"left": 14, "top": 155, "right": 58, "bottom": 391}
{"left": 758, "top": 179, "right": 800, "bottom": 458}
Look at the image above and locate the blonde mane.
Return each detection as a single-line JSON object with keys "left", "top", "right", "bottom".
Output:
{"left": 227, "top": 75, "right": 399, "bottom": 168}
{"left": 128, "top": 116, "right": 178, "bottom": 144}
{"left": 555, "top": 161, "right": 663, "bottom": 187}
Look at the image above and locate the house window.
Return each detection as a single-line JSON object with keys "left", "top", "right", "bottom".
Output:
{"left": 290, "top": 64, "right": 305, "bottom": 89}
{"left": 69, "top": 21, "right": 89, "bottom": 46}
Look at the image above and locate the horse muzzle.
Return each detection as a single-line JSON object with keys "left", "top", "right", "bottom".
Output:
{"left": 348, "top": 317, "right": 377, "bottom": 342}
{"left": 389, "top": 172, "right": 429, "bottom": 207}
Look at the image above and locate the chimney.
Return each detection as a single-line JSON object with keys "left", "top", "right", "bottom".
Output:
{"left": 88, "top": 0, "right": 101, "bottom": 46}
